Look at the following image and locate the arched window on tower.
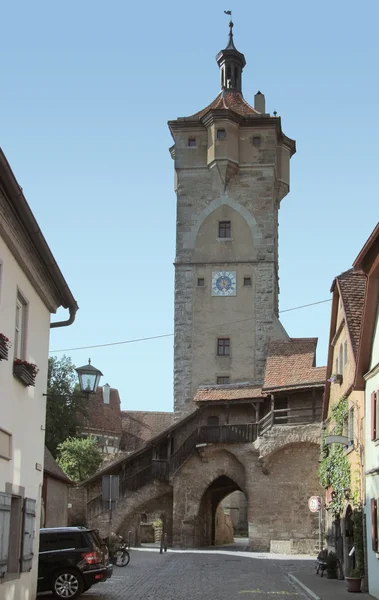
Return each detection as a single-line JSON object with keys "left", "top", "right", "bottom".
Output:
{"left": 226, "top": 65, "right": 231, "bottom": 87}
{"left": 234, "top": 66, "right": 238, "bottom": 88}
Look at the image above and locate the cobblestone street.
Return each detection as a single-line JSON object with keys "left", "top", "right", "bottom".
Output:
{"left": 80, "top": 550, "right": 311, "bottom": 600}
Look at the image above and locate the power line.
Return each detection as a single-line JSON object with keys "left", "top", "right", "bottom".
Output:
{"left": 50, "top": 297, "right": 332, "bottom": 354}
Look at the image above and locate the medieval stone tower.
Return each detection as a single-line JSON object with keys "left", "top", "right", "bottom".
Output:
{"left": 169, "top": 19, "right": 296, "bottom": 416}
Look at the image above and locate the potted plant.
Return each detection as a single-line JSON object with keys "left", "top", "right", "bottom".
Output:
{"left": 13, "top": 359, "right": 39, "bottom": 387}
{"left": 326, "top": 551, "right": 338, "bottom": 579}
{"left": 0, "top": 333, "right": 11, "bottom": 361}
{"left": 346, "top": 567, "right": 363, "bottom": 593}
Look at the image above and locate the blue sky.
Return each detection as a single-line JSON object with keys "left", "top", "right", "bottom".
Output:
{"left": 1, "top": 1, "right": 378, "bottom": 412}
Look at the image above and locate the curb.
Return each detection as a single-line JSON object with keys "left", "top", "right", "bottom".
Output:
{"left": 288, "top": 573, "right": 321, "bottom": 600}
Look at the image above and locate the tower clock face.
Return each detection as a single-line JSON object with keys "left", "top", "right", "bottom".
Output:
{"left": 211, "top": 271, "right": 237, "bottom": 296}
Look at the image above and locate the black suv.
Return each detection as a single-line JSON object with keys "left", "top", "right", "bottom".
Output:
{"left": 38, "top": 526, "right": 113, "bottom": 598}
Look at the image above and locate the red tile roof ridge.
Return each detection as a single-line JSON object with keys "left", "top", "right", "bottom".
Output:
{"left": 198, "top": 381, "right": 257, "bottom": 390}
{"left": 187, "top": 91, "right": 260, "bottom": 120}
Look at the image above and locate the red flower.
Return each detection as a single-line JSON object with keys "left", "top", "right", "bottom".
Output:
{"left": 0, "top": 333, "right": 12, "bottom": 348}
{"left": 14, "top": 359, "right": 39, "bottom": 377}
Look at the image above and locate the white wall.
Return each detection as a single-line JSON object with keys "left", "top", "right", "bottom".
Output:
{"left": 365, "top": 304, "right": 379, "bottom": 600}
{"left": 0, "top": 237, "right": 50, "bottom": 600}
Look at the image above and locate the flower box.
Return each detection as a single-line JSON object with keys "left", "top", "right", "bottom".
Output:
{"left": 0, "top": 334, "right": 11, "bottom": 361}
{"left": 13, "top": 360, "right": 39, "bottom": 387}
{"left": 328, "top": 373, "right": 343, "bottom": 384}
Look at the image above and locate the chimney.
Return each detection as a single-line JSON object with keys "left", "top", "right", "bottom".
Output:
{"left": 103, "top": 383, "right": 110, "bottom": 404}
{"left": 254, "top": 91, "right": 265, "bottom": 114}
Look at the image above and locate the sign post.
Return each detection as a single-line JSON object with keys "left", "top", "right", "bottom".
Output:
{"left": 308, "top": 496, "right": 322, "bottom": 552}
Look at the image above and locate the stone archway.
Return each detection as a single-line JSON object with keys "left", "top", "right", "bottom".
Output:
{"left": 172, "top": 447, "right": 247, "bottom": 547}
{"left": 197, "top": 475, "right": 242, "bottom": 547}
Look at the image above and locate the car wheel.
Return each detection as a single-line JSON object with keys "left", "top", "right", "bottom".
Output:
{"left": 52, "top": 569, "right": 84, "bottom": 599}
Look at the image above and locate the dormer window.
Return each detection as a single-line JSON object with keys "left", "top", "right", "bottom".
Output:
{"left": 188, "top": 137, "right": 196, "bottom": 147}
{"left": 217, "top": 129, "right": 226, "bottom": 140}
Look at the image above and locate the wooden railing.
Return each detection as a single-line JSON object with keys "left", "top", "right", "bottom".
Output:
{"left": 258, "top": 407, "right": 322, "bottom": 436}
{"left": 198, "top": 423, "right": 257, "bottom": 444}
{"left": 169, "top": 428, "right": 199, "bottom": 476}
{"left": 152, "top": 459, "right": 170, "bottom": 480}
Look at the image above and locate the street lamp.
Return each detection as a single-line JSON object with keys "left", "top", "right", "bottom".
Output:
{"left": 44, "top": 358, "right": 103, "bottom": 399}
{"left": 75, "top": 359, "right": 103, "bottom": 395}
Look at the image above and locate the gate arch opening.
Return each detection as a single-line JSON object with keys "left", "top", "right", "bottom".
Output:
{"left": 197, "top": 475, "right": 246, "bottom": 547}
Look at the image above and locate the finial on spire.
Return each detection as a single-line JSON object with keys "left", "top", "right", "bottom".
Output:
{"left": 224, "top": 10, "right": 234, "bottom": 46}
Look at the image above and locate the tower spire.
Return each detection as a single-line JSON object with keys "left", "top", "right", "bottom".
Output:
{"left": 224, "top": 10, "right": 236, "bottom": 50}
{"left": 217, "top": 12, "right": 246, "bottom": 93}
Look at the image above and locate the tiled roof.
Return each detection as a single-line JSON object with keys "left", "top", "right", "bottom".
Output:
{"left": 334, "top": 269, "right": 367, "bottom": 359}
{"left": 80, "top": 387, "right": 122, "bottom": 434}
{"left": 188, "top": 91, "right": 259, "bottom": 120}
{"left": 194, "top": 383, "right": 264, "bottom": 402}
{"left": 44, "top": 447, "right": 72, "bottom": 484}
{"left": 120, "top": 411, "right": 175, "bottom": 453}
{"left": 263, "top": 338, "right": 326, "bottom": 392}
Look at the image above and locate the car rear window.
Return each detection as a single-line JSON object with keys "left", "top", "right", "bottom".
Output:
{"left": 86, "top": 530, "right": 103, "bottom": 551}
{"left": 39, "top": 532, "right": 87, "bottom": 552}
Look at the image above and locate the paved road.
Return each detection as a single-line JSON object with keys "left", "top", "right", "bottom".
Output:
{"left": 81, "top": 550, "right": 311, "bottom": 600}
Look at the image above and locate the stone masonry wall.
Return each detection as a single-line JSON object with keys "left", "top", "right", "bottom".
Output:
{"left": 172, "top": 434, "right": 322, "bottom": 551}
{"left": 172, "top": 116, "right": 290, "bottom": 416}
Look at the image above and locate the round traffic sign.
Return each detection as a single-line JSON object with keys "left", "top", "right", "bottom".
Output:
{"left": 308, "top": 496, "right": 321, "bottom": 512}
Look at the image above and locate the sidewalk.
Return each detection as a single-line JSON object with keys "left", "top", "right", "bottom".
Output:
{"left": 288, "top": 566, "right": 371, "bottom": 600}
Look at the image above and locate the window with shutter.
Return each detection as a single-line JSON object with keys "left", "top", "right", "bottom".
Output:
{"left": 371, "top": 498, "right": 378, "bottom": 552}
{"left": 21, "top": 498, "right": 36, "bottom": 572}
{"left": 0, "top": 492, "right": 11, "bottom": 578}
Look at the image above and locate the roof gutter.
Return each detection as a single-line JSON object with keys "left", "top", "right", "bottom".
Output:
{"left": 0, "top": 149, "right": 78, "bottom": 328}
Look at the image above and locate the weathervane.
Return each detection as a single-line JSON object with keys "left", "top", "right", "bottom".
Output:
{"left": 224, "top": 10, "right": 233, "bottom": 37}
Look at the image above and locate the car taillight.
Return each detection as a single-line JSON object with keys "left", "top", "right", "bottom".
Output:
{"left": 81, "top": 551, "right": 102, "bottom": 565}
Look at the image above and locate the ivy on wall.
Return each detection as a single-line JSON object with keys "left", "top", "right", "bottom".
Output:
{"left": 318, "top": 396, "right": 351, "bottom": 515}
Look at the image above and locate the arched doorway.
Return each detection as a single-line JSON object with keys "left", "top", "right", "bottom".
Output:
{"left": 343, "top": 504, "right": 354, "bottom": 576}
{"left": 197, "top": 475, "right": 244, "bottom": 546}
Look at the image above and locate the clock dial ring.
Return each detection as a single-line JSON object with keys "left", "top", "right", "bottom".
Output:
{"left": 211, "top": 271, "right": 236, "bottom": 296}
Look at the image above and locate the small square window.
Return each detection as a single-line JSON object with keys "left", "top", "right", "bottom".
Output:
{"left": 252, "top": 136, "right": 261, "bottom": 147}
{"left": 217, "top": 376, "right": 230, "bottom": 384}
{"left": 217, "top": 129, "right": 226, "bottom": 140}
{"left": 218, "top": 221, "right": 231, "bottom": 238}
{"left": 217, "top": 338, "right": 230, "bottom": 356}
{"left": 197, "top": 278, "right": 205, "bottom": 287}
{"left": 243, "top": 277, "right": 252, "bottom": 286}
{"left": 188, "top": 137, "right": 196, "bottom": 147}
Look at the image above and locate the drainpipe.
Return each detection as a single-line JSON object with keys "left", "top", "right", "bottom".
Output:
{"left": 50, "top": 303, "right": 79, "bottom": 329}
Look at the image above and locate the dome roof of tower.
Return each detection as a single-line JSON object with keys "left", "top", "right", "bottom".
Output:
{"left": 188, "top": 90, "right": 260, "bottom": 120}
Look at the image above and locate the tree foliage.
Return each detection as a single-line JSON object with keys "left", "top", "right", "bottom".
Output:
{"left": 45, "top": 355, "right": 88, "bottom": 458}
{"left": 57, "top": 436, "right": 102, "bottom": 482}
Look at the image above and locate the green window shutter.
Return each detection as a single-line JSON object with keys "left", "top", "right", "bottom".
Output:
{"left": 0, "top": 492, "right": 12, "bottom": 578}
{"left": 21, "top": 498, "right": 36, "bottom": 572}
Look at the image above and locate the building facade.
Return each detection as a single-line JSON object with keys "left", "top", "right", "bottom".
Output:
{"left": 353, "top": 223, "right": 379, "bottom": 598}
{"left": 322, "top": 268, "right": 366, "bottom": 577}
{"left": 169, "top": 19, "right": 295, "bottom": 416}
{"left": 0, "top": 149, "right": 77, "bottom": 599}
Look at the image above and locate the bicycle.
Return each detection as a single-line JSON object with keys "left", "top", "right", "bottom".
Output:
{"left": 112, "top": 542, "right": 130, "bottom": 567}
